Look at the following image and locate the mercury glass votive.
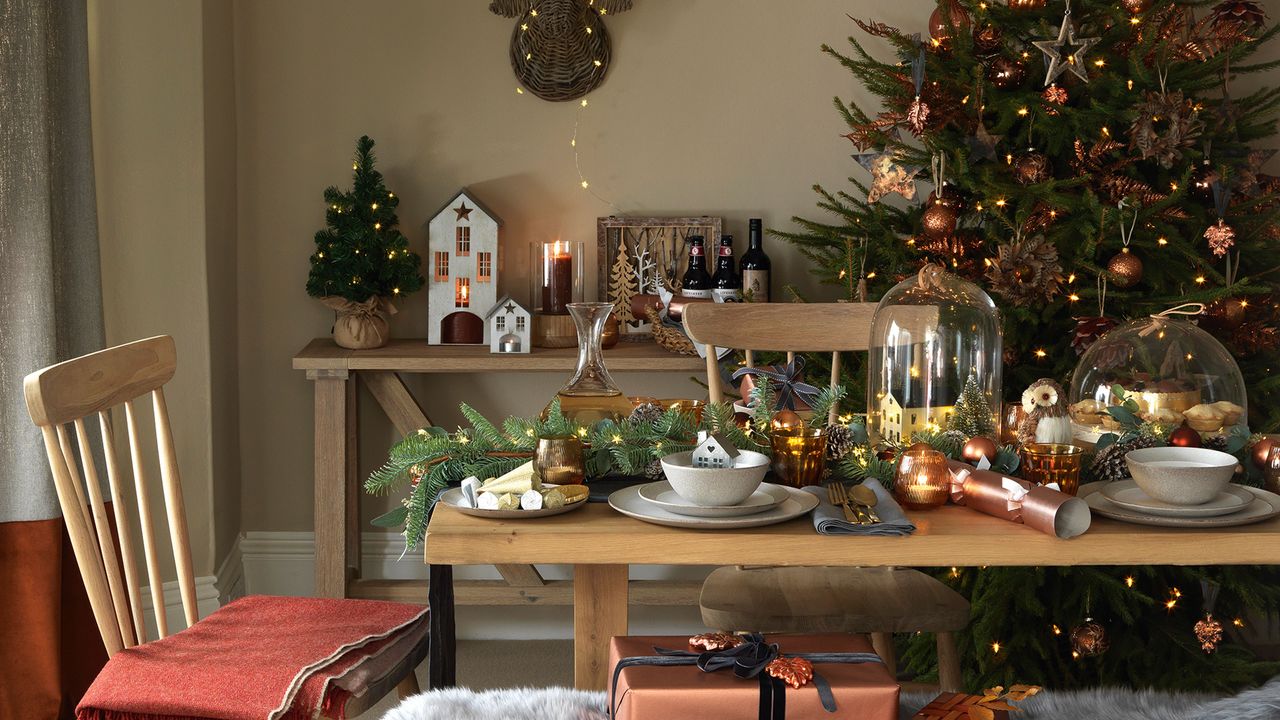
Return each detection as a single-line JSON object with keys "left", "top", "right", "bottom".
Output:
{"left": 1021, "top": 443, "right": 1084, "bottom": 495}
{"left": 893, "top": 448, "right": 950, "bottom": 510}
{"left": 770, "top": 427, "right": 827, "bottom": 488}
{"left": 1002, "top": 402, "right": 1027, "bottom": 446}
{"left": 534, "top": 434, "right": 586, "bottom": 486}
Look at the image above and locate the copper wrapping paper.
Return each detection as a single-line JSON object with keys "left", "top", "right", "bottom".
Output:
{"left": 946, "top": 460, "right": 1092, "bottom": 539}
{"left": 608, "top": 634, "right": 899, "bottom": 720}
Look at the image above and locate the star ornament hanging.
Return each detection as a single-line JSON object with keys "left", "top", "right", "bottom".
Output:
{"left": 1033, "top": 10, "right": 1100, "bottom": 86}
{"left": 854, "top": 147, "right": 923, "bottom": 203}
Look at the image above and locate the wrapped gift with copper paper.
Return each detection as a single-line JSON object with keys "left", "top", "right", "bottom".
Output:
{"left": 733, "top": 357, "right": 819, "bottom": 412}
{"left": 608, "top": 633, "right": 898, "bottom": 720}
{"left": 946, "top": 460, "right": 1091, "bottom": 539}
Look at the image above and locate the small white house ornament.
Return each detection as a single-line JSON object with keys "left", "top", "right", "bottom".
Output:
{"left": 486, "top": 295, "right": 531, "bottom": 354}
{"left": 691, "top": 430, "right": 740, "bottom": 469}
{"left": 428, "top": 189, "right": 502, "bottom": 345}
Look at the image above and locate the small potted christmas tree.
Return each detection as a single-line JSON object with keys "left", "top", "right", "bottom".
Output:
{"left": 307, "top": 136, "right": 423, "bottom": 349}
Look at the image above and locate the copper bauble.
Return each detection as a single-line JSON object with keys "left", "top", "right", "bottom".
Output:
{"left": 972, "top": 23, "right": 1003, "bottom": 56}
{"left": 1008, "top": 0, "right": 1047, "bottom": 9}
{"left": 921, "top": 197, "right": 960, "bottom": 239}
{"left": 909, "top": 441, "right": 934, "bottom": 452}
{"left": 929, "top": 0, "right": 971, "bottom": 46}
{"left": 771, "top": 409, "right": 805, "bottom": 433}
{"left": 1107, "top": 249, "right": 1143, "bottom": 288}
{"left": 1121, "top": 0, "right": 1152, "bottom": 13}
{"left": 732, "top": 410, "right": 754, "bottom": 430}
{"left": 1168, "top": 422, "right": 1203, "bottom": 448}
{"left": 1070, "top": 619, "right": 1109, "bottom": 657}
{"left": 961, "top": 436, "right": 1000, "bottom": 464}
{"left": 1015, "top": 151, "right": 1051, "bottom": 185}
{"left": 986, "top": 56, "right": 1026, "bottom": 90}
{"left": 1251, "top": 437, "right": 1275, "bottom": 470}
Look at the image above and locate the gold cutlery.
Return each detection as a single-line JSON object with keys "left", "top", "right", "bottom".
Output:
{"left": 828, "top": 481, "right": 862, "bottom": 524}
{"left": 850, "top": 484, "right": 881, "bottom": 523}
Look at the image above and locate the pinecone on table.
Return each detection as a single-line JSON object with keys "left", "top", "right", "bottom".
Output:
{"left": 644, "top": 459, "right": 665, "bottom": 480}
{"left": 1203, "top": 435, "right": 1230, "bottom": 454}
{"left": 628, "top": 401, "right": 665, "bottom": 425}
{"left": 826, "top": 424, "right": 858, "bottom": 462}
{"left": 1090, "top": 435, "right": 1161, "bottom": 482}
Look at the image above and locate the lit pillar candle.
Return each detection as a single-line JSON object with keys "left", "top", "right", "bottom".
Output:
{"left": 542, "top": 240, "right": 574, "bottom": 314}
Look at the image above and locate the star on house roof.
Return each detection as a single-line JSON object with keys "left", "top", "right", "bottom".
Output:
{"left": 454, "top": 202, "right": 473, "bottom": 221}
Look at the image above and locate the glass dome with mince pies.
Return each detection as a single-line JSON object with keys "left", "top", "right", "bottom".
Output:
{"left": 1068, "top": 314, "right": 1247, "bottom": 440}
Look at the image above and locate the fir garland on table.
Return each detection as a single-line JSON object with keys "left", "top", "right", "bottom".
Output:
{"left": 366, "top": 380, "right": 852, "bottom": 550}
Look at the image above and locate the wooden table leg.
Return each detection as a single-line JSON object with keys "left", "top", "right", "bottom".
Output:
{"left": 428, "top": 564, "right": 456, "bottom": 688}
{"left": 310, "top": 370, "right": 350, "bottom": 598}
{"left": 574, "top": 564, "right": 629, "bottom": 691}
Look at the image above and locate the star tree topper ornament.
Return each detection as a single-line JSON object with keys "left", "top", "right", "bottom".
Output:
{"left": 1032, "top": 0, "right": 1099, "bottom": 87}
{"left": 854, "top": 131, "right": 922, "bottom": 203}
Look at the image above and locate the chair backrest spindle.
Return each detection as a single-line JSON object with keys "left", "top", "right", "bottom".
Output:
{"left": 24, "top": 335, "right": 193, "bottom": 655}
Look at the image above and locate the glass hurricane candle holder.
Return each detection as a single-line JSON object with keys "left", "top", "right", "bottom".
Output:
{"left": 770, "top": 427, "right": 827, "bottom": 488}
{"left": 1002, "top": 402, "right": 1027, "bottom": 447}
{"left": 531, "top": 240, "right": 584, "bottom": 315}
{"left": 894, "top": 447, "right": 950, "bottom": 510}
{"left": 534, "top": 434, "right": 586, "bottom": 486}
{"left": 1021, "top": 443, "right": 1084, "bottom": 495}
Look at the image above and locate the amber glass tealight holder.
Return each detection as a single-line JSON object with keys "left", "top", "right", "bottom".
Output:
{"left": 893, "top": 448, "right": 950, "bottom": 510}
{"left": 770, "top": 427, "right": 827, "bottom": 488}
{"left": 534, "top": 434, "right": 585, "bottom": 486}
{"left": 1021, "top": 443, "right": 1083, "bottom": 495}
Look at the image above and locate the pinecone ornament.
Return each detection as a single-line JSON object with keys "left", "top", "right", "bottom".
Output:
{"left": 629, "top": 401, "right": 665, "bottom": 425}
{"left": 1090, "top": 435, "right": 1161, "bottom": 482}
{"left": 985, "top": 235, "right": 1065, "bottom": 306}
{"left": 825, "top": 424, "right": 858, "bottom": 462}
{"left": 644, "top": 459, "right": 665, "bottom": 480}
{"left": 1203, "top": 434, "right": 1231, "bottom": 454}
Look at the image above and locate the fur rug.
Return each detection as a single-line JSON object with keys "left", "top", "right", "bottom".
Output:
{"left": 382, "top": 677, "right": 1280, "bottom": 720}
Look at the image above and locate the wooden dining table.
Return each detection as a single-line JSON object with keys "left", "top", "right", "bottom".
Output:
{"left": 424, "top": 489, "right": 1280, "bottom": 691}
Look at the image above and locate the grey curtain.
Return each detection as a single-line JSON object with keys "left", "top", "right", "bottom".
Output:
{"left": 0, "top": 0, "right": 104, "bottom": 524}
{"left": 1, "top": 1, "right": 108, "bottom": 717}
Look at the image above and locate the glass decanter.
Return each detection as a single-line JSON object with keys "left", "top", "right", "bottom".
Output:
{"left": 546, "top": 302, "right": 633, "bottom": 423}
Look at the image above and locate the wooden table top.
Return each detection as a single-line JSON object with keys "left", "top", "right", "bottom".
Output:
{"left": 293, "top": 338, "right": 706, "bottom": 373}
{"left": 425, "top": 501, "right": 1280, "bottom": 567}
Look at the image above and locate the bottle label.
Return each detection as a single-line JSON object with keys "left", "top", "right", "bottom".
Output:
{"left": 718, "top": 245, "right": 733, "bottom": 257}
{"left": 742, "top": 270, "right": 770, "bottom": 302}
{"left": 681, "top": 288, "right": 712, "bottom": 299}
{"left": 712, "top": 288, "right": 743, "bottom": 302}
{"left": 689, "top": 246, "right": 704, "bottom": 257}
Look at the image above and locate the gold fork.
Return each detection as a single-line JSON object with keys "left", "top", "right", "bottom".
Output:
{"left": 827, "top": 481, "right": 862, "bottom": 524}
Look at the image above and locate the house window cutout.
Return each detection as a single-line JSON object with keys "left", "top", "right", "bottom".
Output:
{"left": 456, "top": 226, "right": 471, "bottom": 256}
{"left": 434, "top": 251, "right": 449, "bottom": 281}
{"left": 455, "top": 277, "right": 470, "bottom": 308}
{"left": 495, "top": 316, "right": 506, "bottom": 331}
{"left": 516, "top": 316, "right": 526, "bottom": 331}
{"left": 477, "top": 251, "right": 492, "bottom": 282}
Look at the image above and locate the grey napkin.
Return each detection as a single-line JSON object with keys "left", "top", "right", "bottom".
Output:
{"left": 803, "top": 478, "right": 917, "bottom": 536}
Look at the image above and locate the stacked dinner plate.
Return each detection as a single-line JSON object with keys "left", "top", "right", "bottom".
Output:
{"left": 608, "top": 478, "right": 818, "bottom": 530}
{"left": 1082, "top": 447, "right": 1280, "bottom": 527}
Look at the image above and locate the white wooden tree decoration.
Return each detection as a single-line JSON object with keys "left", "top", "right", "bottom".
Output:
{"left": 428, "top": 189, "right": 501, "bottom": 345}
{"left": 692, "top": 430, "right": 740, "bottom": 469}
{"left": 486, "top": 295, "right": 531, "bottom": 354}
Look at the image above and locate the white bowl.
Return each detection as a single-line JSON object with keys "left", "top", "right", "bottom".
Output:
{"left": 1124, "top": 446, "right": 1238, "bottom": 506}
{"left": 659, "top": 450, "right": 770, "bottom": 507}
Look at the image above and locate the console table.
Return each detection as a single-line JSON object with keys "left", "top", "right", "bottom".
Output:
{"left": 291, "top": 338, "right": 704, "bottom": 601}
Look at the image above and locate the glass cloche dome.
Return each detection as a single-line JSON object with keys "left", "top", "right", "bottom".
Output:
{"left": 867, "top": 265, "right": 1003, "bottom": 445}
{"left": 1068, "top": 313, "right": 1247, "bottom": 436}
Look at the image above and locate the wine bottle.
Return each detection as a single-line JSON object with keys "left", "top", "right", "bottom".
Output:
{"left": 680, "top": 235, "right": 713, "bottom": 299}
{"left": 711, "top": 234, "right": 742, "bottom": 302}
{"left": 741, "top": 219, "right": 771, "bottom": 302}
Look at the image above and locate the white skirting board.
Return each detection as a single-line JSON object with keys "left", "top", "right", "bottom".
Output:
{"left": 136, "top": 575, "right": 222, "bottom": 638}
{"left": 232, "top": 531, "right": 709, "bottom": 640}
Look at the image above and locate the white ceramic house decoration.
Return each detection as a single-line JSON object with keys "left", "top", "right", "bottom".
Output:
{"left": 428, "top": 189, "right": 502, "bottom": 345}
{"left": 691, "top": 430, "right": 740, "bottom": 469}
{"left": 486, "top": 295, "right": 531, "bottom": 354}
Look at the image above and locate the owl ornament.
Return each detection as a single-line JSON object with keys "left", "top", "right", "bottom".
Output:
{"left": 1017, "top": 379, "right": 1073, "bottom": 445}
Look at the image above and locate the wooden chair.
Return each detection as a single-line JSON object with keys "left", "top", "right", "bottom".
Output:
{"left": 23, "top": 335, "right": 424, "bottom": 717}
{"left": 684, "top": 303, "right": 969, "bottom": 691}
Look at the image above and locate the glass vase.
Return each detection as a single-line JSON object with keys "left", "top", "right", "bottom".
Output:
{"left": 547, "top": 302, "right": 633, "bottom": 423}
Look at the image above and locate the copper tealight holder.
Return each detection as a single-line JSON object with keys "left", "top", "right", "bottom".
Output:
{"left": 770, "top": 426, "right": 827, "bottom": 488}
{"left": 534, "top": 434, "right": 585, "bottom": 486}
{"left": 1021, "top": 443, "right": 1083, "bottom": 495}
{"left": 893, "top": 447, "right": 950, "bottom": 510}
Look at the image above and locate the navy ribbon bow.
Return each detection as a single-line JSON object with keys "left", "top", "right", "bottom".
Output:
{"left": 609, "top": 633, "right": 882, "bottom": 720}
{"left": 733, "top": 358, "right": 822, "bottom": 411}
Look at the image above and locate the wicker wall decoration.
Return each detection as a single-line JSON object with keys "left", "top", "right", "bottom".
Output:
{"left": 489, "top": 0, "right": 634, "bottom": 102}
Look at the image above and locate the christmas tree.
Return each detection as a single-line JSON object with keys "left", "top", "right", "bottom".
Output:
{"left": 778, "top": 0, "right": 1280, "bottom": 692}
{"left": 306, "top": 136, "right": 424, "bottom": 303}
{"left": 949, "top": 375, "right": 997, "bottom": 437}
{"left": 610, "top": 242, "right": 638, "bottom": 325}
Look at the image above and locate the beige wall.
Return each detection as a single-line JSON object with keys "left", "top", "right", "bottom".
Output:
{"left": 235, "top": 0, "right": 910, "bottom": 531}
{"left": 89, "top": 0, "right": 239, "bottom": 575}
